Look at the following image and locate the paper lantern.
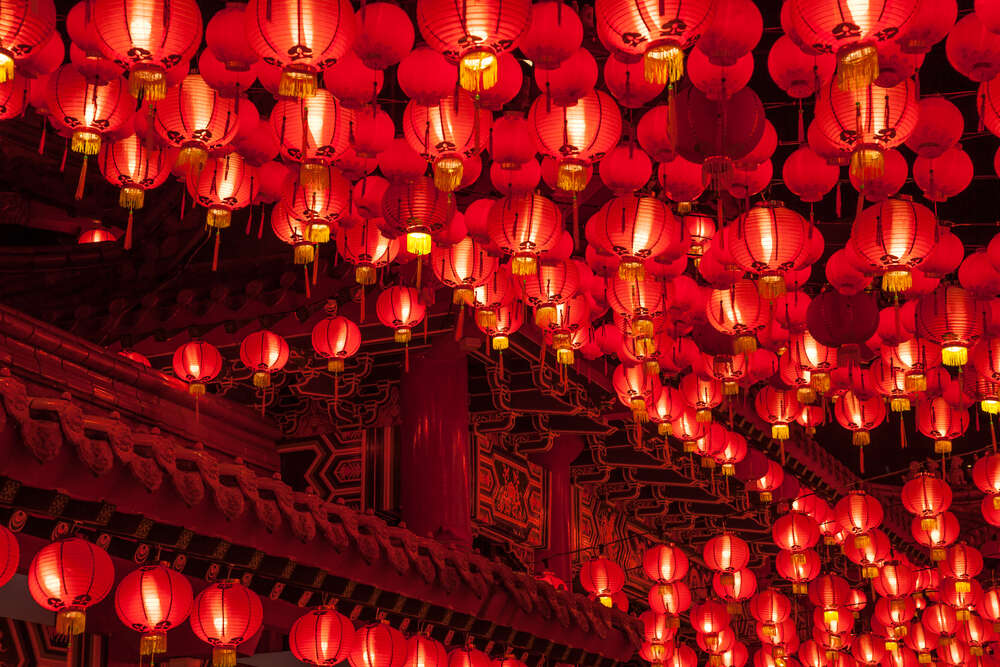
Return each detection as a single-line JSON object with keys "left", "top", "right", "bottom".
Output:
{"left": 704, "top": 534, "right": 749, "bottom": 575}
{"left": 586, "top": 195, "right": 681, "bottom": 280}
{"left": 46, "top": 64, "right": 133, "bottom": 158}
{"left": 115, "top": 564, "right": 193, "bottom": 657}
{"left": 416, "top": 0, "right": 530, "bottom": 93}
{"left": 850, "top": 198, "right": 939, "bottom": 293}
{"left": 172, "top": 341, "right": 223, "bottom": 395}
{"left": 767, "top": 35, "right": 835, "bottom": 99}
{"left": 350, "top": 622, "right": 408, "bottom": 667}
{"left": 239, "top": 330, "right": 289, "bottom": 388}
{"left": 916, "top": 396, "right": 970, "bottom": 454}
{"left": 0, "top": 0, "right": 55, "bottom": 83}
{"left": 376, "top": 286, "right": 426, "bottom": 344}
{"left": 901, "top": 473, "right": 952, "bottom": 526}
{"left": 98, "top": 133, "right": 173, "bottom": 248}
{"left": 947, "top": 13, "right": 1000, "bottom": 82}
{"left": 353, "top": 2, "right": 414, "bottom": 70}
{"left": 643, "top": 544, "right": 689, "bottom": 584}
{"left": 289, "top": 607, "right": 355, "bottom": 666}
{"left": 706, "top": 279, "right": 769, "bottom": 354}
{"left": 517, "top": 1, "right": 582, "bottom": 69}
{"left": 906, "top": 97, "right": 964, "bottom": 158}
{"left": 271, "top": 89, "right": 352, "bottom": 187}
{"left": 28, "top": 538, "right": 114, "bottom": 636}
{"left": 782, "top": 147, "right": 839, "bottom": 203}
{"left": 579, "top": 556, "right": 625, "bottom": 607}
{"left": 402, "top": 92, "right": 491, "bottom": 192}
{"left": 403, "top": 634, "right": 447, "bottom": 667}
{"left": 913, "top": 147, "right": 974, "bottom": 202}
{"left": 915, "top": 285, "right": 983, "bottom": 367}
{"left": 311, "top": 311, "right": 361, "bottom": 373}
{"left": 487, "top": 194, "right": 563, "bottom": 275}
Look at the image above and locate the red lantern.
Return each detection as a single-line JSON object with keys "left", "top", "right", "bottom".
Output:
{"left": 751, "top": 460, "right": 785, "bottom": 503}
{"left": 204, "top": 3, "right": 258, "bottom": 73}
{"left": 397, "top": 46, "right": 455, "bottom": 105}
{"left": 657, "top": 155, "right": 706, "bottom": 206}
{"left": 673, "top": 86, "right": 767, "bottom": 182}
{"left": 835, "top": 490, "right": 884, "bottom": 546}
{"left": 850, "top": 148, "right": 908, "bottom": 203}
{"left": 46, "top": 64, "right": 133, "bottom": 159}
{"left": 91, "top": 0, "right": 200, "bottom": 100}
{"left": 271, "top": 89, "right": 352, "bottom": 187}
{"left": 912, "top": 511, "right": 960, "bottom": 560}
{"left": 726, "top": 202, "right": 810, "bottom": 297}
{"left": 337, "top": 219, "right": 400, "bottom": 286}
{"left": 782, "top": 146, "right": 839, "bottom": 203}
{"left": 516, "top": 1, "right": 581, "bottom": 70}
{"left": 190, "top": 580, "right": 263, "bottom": 667}
{"left": 349, "top": 622, "right": 408, "bottom": 667}
{"left": 850, "top": 198, "right": 939, "bottom": 293}
{"left": 595, "top": 0, "right": 715, "bottom": 84}
{"left": 697, "top": 0, "right": 761, "bottom": 66}
{"left": 906, "top": 96, "right": 964, "bottom": 158}
{"left": 487, "top": 194, "right": 563, "bottom": 275}
{"left": 98, "top": 133, "right": 173, "bottom": 249}
{"left": 642, "top": 544, "right": 688, "bottom": 584}
{"left": 115, "top": 564, "right": 193, "bottom": 657}
{"left": 974, "top": 453, "right": 1000, "bottom": 497}
{"left": 431, "top": 237, "right": 498, "bottom": 306}
{"left": 755, "top": 386, "right": 801, "bottom": 441}
{"left": 916, "top": 396, "right": 970, "bottom": 454}
{"left": 0, "top": 0, "right": 54, "bottom": 83}
{"left": 30, "top": 537, "right": 113, "bottom": 637}
{"left": 706, "top": 279, "right": 769, "bottom": 354}
{"left": 813, "top": 79, "right": 919, "bottom": 188}
{"left": 915, "top": 285, "right": 983, "bottom": 367}
{"left": 713, "top": 568, "right": 756, "bottom": 605}
{"left": 448, "top": 647, "right": 490, "bottom": 667}
{"left": 404, "top": 634, "right": 447, "bottom": 667}
{"left": 704, "top": 534, "right": 750, "bottom": 575}
{"left": 239, "top": 330, "right": 289, "bottom": 388}
{"left": 776, "top": 548, "right": 820, "bottom": 594}
{"left": 808, "top": 573, "right": 850, "bottom": 610}
{"left": 529, "top": 89, "right": 622, "bottom": 192}
{"left": 312, "top": 310, "right": 361, "bottom": 374}
{"left": 579, "top": 556, "right": 625, "bottom": 607}
{"left": 649, "top": 581, "right": 691, "bottom": 617}
{"left": 244, "top": 0, "right": 354, "bottom": 98}
{"left": 690, "top": 600, "right": 731, "bottom": 637}
{"left": 587, "top": 195, "right": 681, "bottom": 280}
{"left": 947, "top": 12, "right": 1000, "bottom": 82}
{"left": 767, "top": 35, "right": 835, "bottom": 99}
{"left": 353, "top": 2, "right": 413, "bottom": 70}
{"left": 749, "top": 589, "right": 792, "bottom": 629}
{"left": 913, "top": 147, "right": 974, "bottom": 202}
{"left": 376, "top": 286, "right": 426, "bottom": 345}
{"left": 901, "top": 473, "right": 952, "bottom": 527}
{"left": 783, "top": 0, "right": 920, "bottom": 89}
{"left": 686, "top": 49, "right": 753, "bottom": 101}
{"left": 416, "top": 0, "right": 530, "bottom": 94}
{"left": 0, "top": 525, "right": 18, "bottom": 590}
{"left": 533, "top": 47, "right": 597, "bottom": 109}
{"left": 603, "top": 56, "right": 664, "bottom": 107}
{"left": 522, "top": 259, "right": 579, "bottom": 326}
{"left": 188, "top": 153, "right": 256, "bottom": 266}
{"left": 402, "top": 92, "right": 490, "bottom": 192}
{"left": 597, "top": 145, "right": 654, "bottom": 194}
{"left": 172, "top": 341, "right": 223, "bottom": 395}
{"left": 289, "top": 607, "right": 355, "bottom": 666}
{"left": 772, "top": 512, "right": 820, "bottom": 553}
{"left": 381, "top": 177, "right": 456, "bottom": 256}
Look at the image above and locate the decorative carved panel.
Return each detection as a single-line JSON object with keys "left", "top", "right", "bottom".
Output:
{"left": 473, "top": 433, "right": 544, "bottom": 565}
{"left": 278, "top": 430, "right": 365, "bottom": 507}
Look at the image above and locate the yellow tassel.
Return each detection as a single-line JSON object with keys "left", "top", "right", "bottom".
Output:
{"left": 279, "top": 67, "right": 317, "bottom": 99}
{"left": 942, "top": 345, "right": 968, "bottom": 367}
{"left": 643, "top": 43, "right": 685, "bottom": 84}
{"left": 120, "top": 186, "right": 145, "bottom": 210}
{"left": 696, "top": 409, "right": 713, "bottom": 423}
{"left": 557, "top": 160, "right": 588, "bottom": 191}
{"left": 792, "top": 583, "right": 807, "bottom": 595}
{"left": 631, "top": 397, "right": 647, "bottom": 420}
{"left": 56, "top": 610, "right": 86, "bottom": 636}
{"left": 300, "top": 162, "right": 330, "bottom": 189}
{"left": 213, "top": 647, "right": 237, "bottom": 667}
{"left": 934, "top": 439, "right": 952, "bottom": 454}
{"left": 395, "top": 328, "right": 412, "bottom": 344}
{"left": 140, "top": 632, "right": 166, "bottom": 656}
{"left": 189, "top": 382, "right": 206, "bottom": 396}
{"left": 306, "top": 222, "right": 330, "bottom": 244}
{"left": 658, "top": 422, "right": 672, "bottom": 436}
{"left": 721, "top": 463, "right": 734, "bottom": 476}
{"left": 772, "top": 424, "right": 789, "bottom": 440}
{"left": 0, "top": 52, "right": 13, "bottom": 83}
{"left": 406, "top": 231, "right": 432, "bottom": 255}
{"left": 206, "top": 207, "right": 232, "bottom": 229}
{"left": 797, "top": 387, "right": 817, "bottom": 404}
{"left": 931, "top": 547, "right": 946, "bottom": 561}
{"left": 955, "top": 580, "right": 972, "bottom": 593}
{"left": 992, "top": 495, "right": 1000, "bottom": 510}
{"left": 355, "top": 264, "right": 376, "bottom": 285}
{"left": 253, "top": 371, "right": 270, "bottom": 388}
{"left": 535, "top": 304, "right": 556, "bottom": 326}
{"left": 454, "top": 287, "right": 474, "bottom": 305}
{"left": 644, "top": 360, "right": 660, "bottom": 375}
{"left": 328, "top": 359, "right": 345, "bottom": 373}
{"left": 294, "top": 243, "right": 315, "bottom": 265}
{"left": 853, "top": 431, "right": 870, "bottom": 446}
{"left": 459, "top": 50, "right": 498, "bottom": 93}
{"left": 177, "top": 145, "right": 209, "bottom": 177}
{"left": 492, "top": 335, "right": 509, "bottom": 351}
{"left": 811, "top": 372, "right": 831, "bottom": 394}
{"left": 854, "top": 534, "right": 871, "bottom": 549}
{"left": 556, "top": 348, "right": 574, "bottom": 365}
{"left": 837, "top": 44, "right": 879, "bottom": 91}
{"left": 756, "top": 275, "right": 786, "bottom": 299}
{"left": 882, "top": 269, "right": 912, "bottom": 293}
{"left": 850, "top": 146, "right": 885, "bottom": 185}
{"left": 677, "top": 201, "right": 691, "bottom": 214}
{"left": 824, "top": 609, "right": 840, "bottom": 625}
{"left": 982, "top": 399, "right": 1000, "bottom": 414}
{"left": 733, "top": 335, "right": 757, "bottom": 355}
{"left": 891, "top": 397, "right": 911, "bottom": 412}
{"left": 618, "top": 260, "right": 645, "bottom": 281}
{"left": 476, "top": 308, "right": 497, "bottom": 329}
{"left": 433, "top": 157, "right": 464, "bottom": 192}
{"left": 71, "top": 130, "right": 101, "bottom": 155}
{"left": 760, "top": 491, "right": 773, "bottom": 503}
{"left": 129, "top": 65, "right": 167, "bottom": 102}
{"left": 905, "top": 372, "right": 926, "bottom": 393}
{"left": 75, "top": 155, "right": 88, "bottom": 201}
{"left": 511, "top": 254, "right": 537, "bottom": 275}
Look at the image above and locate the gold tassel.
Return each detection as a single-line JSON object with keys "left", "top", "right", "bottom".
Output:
{"left": 120, "top": 186, "right": 145, "bottom": 210}
{"left": 129, "top": 65, "right": 167, "bottom": 101}
{"left": 124, "top": 209, "right": 134, "bottom": 250}
{"left": 942, "top": 345, "right": 967, "bottom": 367}
{"left": 459, "top": 50, "right": 498, "bottom": 93}
{"left": 557, "top": 160, "right": 588, "bottom": 191}
{"left": 882, "top": 269, "right": 912, "bottom": 293}
{"left": 849, "top": 146, "right": 884, "bottom": 186}
{"left": 356, "top": 264, "right": 376, "bottom": 285}
{"left": 206, "top": 207, "right": 232, "bottom": 229}
{"left": 756, "top": 275, "right": 785, "bottom": 299}
{"left": 56, "top": 610, "right": 86, "bottom": 635}
{"left": 177, "top": 145, "right": 208, "bottom": 175}
{"left": 511, "top": 254, "right": 537, "bottom": 276}
{"left": 75, "top": 155, "right": 88, "bottom": 201}
{"left": 253, "top": 371, "right": 270, "bottom": 388}
{"left": 772, "top": 424, "right": 789, "bottom": 440}
{"left": 300, "top": 162, "right": 330, "bottom": 189}
{"left": 837, "top": 44, "right": 879, "bottom": 91}
{"left": 212, "top": 647, "right": 237, "bottom": 667}
{"left": 406, "top": 231, "right": 432, "bottom": 256}
{"left": 71, "top": 130, "right": 101, "bottom": 155}
{"left": 294, "top": 242, "right": 314, "bottom": 265}
{"left": 305, "top": 222, "right": 330, "bottom": 243}
{"left": 853, "top": 430, "right": 870, "bottom": 446}
{"left": 733, "top": 335, "right": 757, "bottom": 354}
{"left": 0, "top": 52, "right": 13, "bottom": 83}
{"left": 140, "top": 632, "right": 166, "bottom": 656}
{"left": 433, "top": 157, "right": 463, "bottom": 192}
{"left": 618, "top": 260, "right": 644, "bottom": 281}
{"left": 935, "top": 439, "right": 952, "bottom": 454}
{"left": 279, "top": 67, "right": 317, "bottom": 99}
{"left": 643, "top": 43, "right": 684, "bottom": 85}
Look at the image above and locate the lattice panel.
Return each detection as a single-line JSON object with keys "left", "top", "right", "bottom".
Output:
{"left": 278, "top": 429, "right": 365, "bottom": 507}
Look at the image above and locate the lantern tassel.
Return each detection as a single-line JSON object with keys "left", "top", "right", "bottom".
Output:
{"left": 74, "top": 155, "right": 88, "bottom": 201}
{"left": 313, "top": 246, "right": 320, "bottom": 284}
{"left": 38, "top": 121, "right": 46, "bottom": 155}
{"left": 992, "top": 414, "right": 997, "bottom": 453}
{"left": 212, "top": 647, "right": 237, "bottom": 667}
{"left": 416, "top": 254, "right": 422, "bottom": 290}
{"left": 303, "top": 263, "right": 311, "bottom": 298}
{"left": 572, "top": 194, "right": 580, "bottom": 248}
{"left": 60, "top": 138, "right": 68, "bottom": 172}
{"left": 859, "top": 445, "right": 864, "bottom": 474}
{"left": 797, "top": 100, "right": 805, "bottom": 145}
{"left": 405, "top": 342, "right": 410, "bottom": 372}
{"left": 900, "top": 412, "right": 907, "bottom": 449}
{"left": 837, "top": 44, "right": 879, "bottom": 91}
{"left": 124, "top": 209, "right": 134, "bottom": 250}
{"left": 835, "top": 180, "right": 842, "bottom": 218}
{"left": 455, "top": 303, "right": 465, "bottom": 341}
{"left": 140, "top": 632, "right": 166, "bottom": 657}
{"left": 212, "top": 229, "right": 220, "bottom": 272}
{"left": 180, "top": 188, "right": 186, "bottom": 218}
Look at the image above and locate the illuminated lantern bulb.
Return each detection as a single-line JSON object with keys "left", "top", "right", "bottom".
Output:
{"left": 381, "top": 177, "right": 456, "bottom": 256}
{"left": 487, "top": 194, "right": 563, "bottom": 276}
{"left": 579, "top": 556, "right": 625, "bottom": 607}
{"left": 115, "top": 564, "right": 193, "bottom": 658}
{"left": 402, "top": 92, "right": 491, "bottom": 192}
{"left": 28, "top": 537, "right": 113, "bottom": 636}
{"left": 755, "top": 385, "right": 802, "bottom": 441}
{"left": 172, "top": 341, "right": 223, "bottom": 395}
{"left": 916, "top": 396, "right": 970, "bottom": 454}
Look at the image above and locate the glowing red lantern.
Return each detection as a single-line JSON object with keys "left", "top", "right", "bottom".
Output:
{"left": 916, "top": 396, "right": 969, "bottom": 454}
{"left": 706, "top": 279, "right": 769, "bottom": 354}
{"left": 725, "top": 201, "right": 810, "bottom": 296}
{"left": 416, "top": 0, "right": 530, "bottom": 94}
{"left": 271, "top": 90, "right": 352, "bottom": 186}
{"left": 947, "top": 12, "right": 1000, "bottom": 82}
{"left": 98, "top": 133, "right": 173, "bottom": 248}
{"left": 46, "top": 64, "right": 133, "bottom": 159}
{"left": 915, "top": 285, "right": 983, "bottom": 367}
{"left": 28, "top": 537, "right": 113, "bottom": 636}
{"left": 350, "top": 622, "right": 408, "bottom": 667}
{"left": 772, "top": 512, "right": 820, "bottom": 553}
{"left": 603, "top": 56, "right": 664, "bottom": 107}
{"left": 189, "top": 580, "right": 263, "bottom": 667}
{"left": 835, "top": 490, "right": 883, "bottom": 547}
{"left": 850, "top": 197, "right": 940, "bottom": 293}
{"left": 172, "top": 341, "right": 223, "bottom": 395}
{"left": 901, "top": 473, "right": 952, "bottom": 527}
{"left": 767, "top": 35, "right": 835, "bottom": 99}
{"left": 403, "top": 92, "right": 490, "bottom": 192}
{"left": 239, "top": 330, "right": 289, "bottom": 388}
{"left": 776, "top": 548, "right": 820, "bottom": 594}
{"left": 703, "top": 534, "right": 749, "bottom": 576}
{"left": 595, "top": 0, "right": 715, "bottom": 84}
{"left": 381, "top": 177, "right": 456, "bottom": 256}
{"left": 376, "top": 286, "right": 426, "bottom": 345}
{"left": 0, "top": 0, "right": 54, "bottom": 83}
{"left": 353, "top": 2, "right": 413, "bottom": 71}
{"left": 755, "top": 386, "right": 801, "bottom": 441}
{"left": 488, "top": 194, "right": 563, "bottom": 275}
{"left": 642, "top": 544, "right": 688, "bottom": 584}
{"left": 658, "top": 155, "right": 706, "bottom": 206}
{"left": 403, "top": 634, "right": 446, "bottom": 667}
{"left": 431, "top": 237, "right": 498, "bottom": 306}
{"left": 448, "top": 647, "right": 490, "bottom": 667}
{"left": 311, "top": 309, "right": 361, "bottom": 374}
{"left": 289, "top": 607, "right": 355, "bottom": 666}
{"left": 188, "top": 153, "right": 256, "bottom": 265}
{"left": 690, "top": 600, "right": 731, "bottom": 637}
{"left": 337, "top": 219, "right": 400, "bottom": 287}
{"left": 0, "top": 525, "right": 18, "bottom": 589}
{"left": 912, "top": 511, "right": 960, "bottom": 560}
{"left": 974, "top": 453, "right": 1000, "bottom": 498}
{"left": 579, "top": 556, "right": 625, "bottom": 607}
{"left": 529, "top": 89, "right": 622, "bottom": 192}
{"left": 115, "top": 564, "right": 193, "bottom": 657}
{"left": 91, "top": 0, "right": 200, "bottom": 100}
{"left": 597, "top": 145, "right": 654, "bottom": 194}
{"left": 751, "top": 460, "right": 785, "bottom": 504}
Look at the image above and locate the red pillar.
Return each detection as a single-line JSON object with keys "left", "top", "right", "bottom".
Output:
{"left": 532, "top": 434, "right": 583, "bottom": 584}
{"left": 399, "top": 336, "right": 473, "bottom": 547}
